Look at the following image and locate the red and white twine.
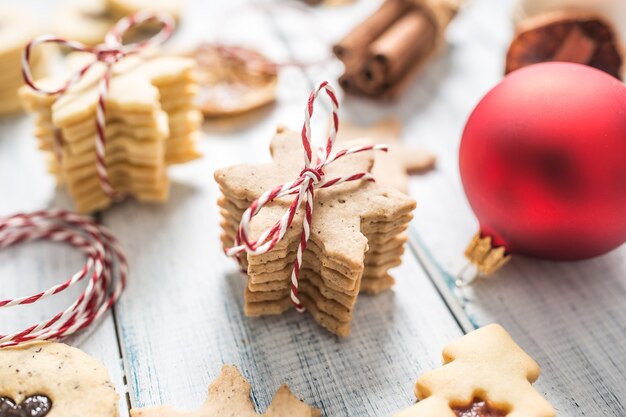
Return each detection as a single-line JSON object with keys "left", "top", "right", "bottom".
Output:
{"left": 0, "top": 210, "right": 127, "bottom": 348}
{"left": 226, "top": 82, "right": 387, "bottom": 312}
{"left": 21, "top": 12, "right": 175, "bottom": 200}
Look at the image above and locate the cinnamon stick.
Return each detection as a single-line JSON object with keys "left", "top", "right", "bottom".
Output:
{"left": 340, "top": 68, "right": 386, "bottom": 97}
{"left": 363, "top": 10, "right": 437, "bottom": 89}
{"left": 333, "top": 0, "right": 411, "bottom": 60}
{"left": 334, "top": 0, "right": 463, "bottom": 99}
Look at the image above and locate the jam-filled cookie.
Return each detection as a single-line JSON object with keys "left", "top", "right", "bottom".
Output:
{"left": 393, "top": 324, "right": 555, "bottom": 417}
{"left": 0, "top": 342, "right": 119, "bottom": 417}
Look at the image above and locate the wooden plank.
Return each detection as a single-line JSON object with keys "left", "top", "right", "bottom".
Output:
{"left": 104, "top": 1, "right": 464, "bottom": 415}
{"left": 384, "top": 0, "right": 626, "bottom": 415}
{"left": 290, "top": 0, "right": 626, "bottom": 414}
{"left": 0, "top": 116, "right": 130, "bottom": 417}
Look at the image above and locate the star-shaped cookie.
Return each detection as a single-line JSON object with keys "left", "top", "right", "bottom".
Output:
{"left": 20, "top": 52, "right": 201, "bottom": 212}
{"left": 131, "top": 365, "right": 319, "bottom": 417}
{"left": 215, "top": 127, "right": 416, "bottom": 335}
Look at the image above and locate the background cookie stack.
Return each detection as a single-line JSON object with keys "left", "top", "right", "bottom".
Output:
{"left": 215, "top": 129, "right": 416, "bottom": 336}
{"left": 0, "top": 7, "right": 49, "bottom": 116}
{"left": 20, "top": 54, "right": 201, "bottom": 213}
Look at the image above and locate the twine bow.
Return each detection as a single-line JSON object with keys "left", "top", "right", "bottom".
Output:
{"left": 21, "top": 11, "right": 176, "bottom": 200}
{"left": 226, "top": 82, "right": 387, "bottom": 312}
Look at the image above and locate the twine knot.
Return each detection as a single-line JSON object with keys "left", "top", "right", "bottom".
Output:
{"left": 94, "top": 45, "right": 126, "bottom": 65}
{"left": 300, "top": 167, "right": 324, "bottom": 184}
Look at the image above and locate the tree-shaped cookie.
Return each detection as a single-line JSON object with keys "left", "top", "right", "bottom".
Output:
{"left": 408, "top": 324, "right": 555, "bottom": 417}
{"left": 338, "top": 119, "right": 436, "bottom": 193}
{"left": 131, "top": 365, "right": 319, "bottom": 417}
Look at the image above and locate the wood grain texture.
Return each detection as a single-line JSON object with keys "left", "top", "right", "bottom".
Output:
{"left": 290, "top": 0, "right": 626, "bottom": 415}
{"left": 3, "top": 0, "right": 625, "bottom": 416}
{"left": 0, "top": 115, "right": 130, "bottom": 417}
{"left": 101, "top": 1, "right": 464, "bottom": 416}
{"left": 408, "top": 1, "right": 626, "bottom": 414}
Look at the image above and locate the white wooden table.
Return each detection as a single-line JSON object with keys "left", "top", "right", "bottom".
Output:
{"left": 1, "top": 0, "right": 625, "bottom": 416}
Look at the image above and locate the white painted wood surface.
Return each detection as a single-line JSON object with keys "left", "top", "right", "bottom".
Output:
{"left": 1, "top": 0, "right": 625, "bottom": 416}
{"left": 296, "top": 1, "right": 626, "bottom": 415}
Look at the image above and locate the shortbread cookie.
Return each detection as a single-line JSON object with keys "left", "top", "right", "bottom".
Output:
{"left": 131, "top": 365, "right": 319, "bottom": 417}
{"left": 338, "top": 119, "right": 436, "bottom": 193}
{"left": 215, "top": 127, "right": 416, "bottom": 335}
{"left": 393, "top": 324, "right": 555, "bottom": 417}
{"left": 20, "top": 51, "right": 201, "bottom": 213}
{"left": 0, "top": 341, "right": 119, "bottom": 417}
{"left": 191, "top": 43, "right": 278, "bottom": 117}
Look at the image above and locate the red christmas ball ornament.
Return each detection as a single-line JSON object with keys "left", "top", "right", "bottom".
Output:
{"left": 460, "top": 62, "right": 626, "bottom": 275}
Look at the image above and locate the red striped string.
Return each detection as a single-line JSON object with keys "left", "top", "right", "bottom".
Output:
{"left": 0, "top": 210, "right": 127, "bottom": 348}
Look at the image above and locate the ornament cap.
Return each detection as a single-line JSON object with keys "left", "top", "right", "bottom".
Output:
{"left": 464, "top": 232, "right": 511, "bottom": 276}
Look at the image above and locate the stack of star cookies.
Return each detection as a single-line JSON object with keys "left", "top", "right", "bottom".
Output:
{"left": 0, "top": 7, "right": 49, "bottom": 116}
{"left": 215, "top": 127, "right": 416, "bottom": 336}
{"left": 20, "top": 53, "right": 201, "bottom": 213}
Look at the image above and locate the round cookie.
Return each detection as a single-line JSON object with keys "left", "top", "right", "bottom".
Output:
{"left": 0, "top": 342, "right": 119, "bottom": 417}
{"left": 53, "top": 0, "right": 118, "bottom": 46}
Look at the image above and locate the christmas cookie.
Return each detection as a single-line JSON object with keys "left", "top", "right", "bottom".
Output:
{"left": 0, "top": 342, "right": 119, "bottom": 417}
{"left": 191, "top": 43, "right": 278, "bottom": 117}
{"left": 20, "top": 51, "right": 201, "bottom": 213}
{"left": 131, "top": 365, "right": 319, "bottom": 417}
{"left": 338, "top": 119, "right": 436, "bottom": 193}
{"left": 215, "top": 126, "right": 416, "bottom": 336}
{"left": 393, "top": 324, "right": 555, "bottom": 417}
{"left": 0, "top": 7, "right": 49, "bottom": 116}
